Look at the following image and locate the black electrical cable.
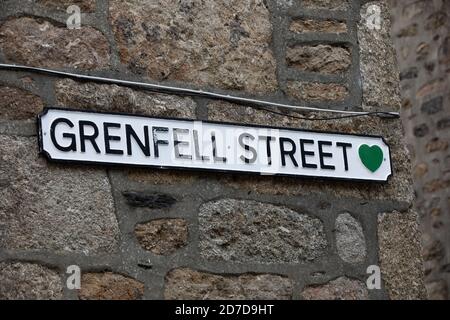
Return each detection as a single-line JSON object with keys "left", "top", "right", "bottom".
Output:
{"left": 259, "top": 107, "right": 399, "bottom": 121}
{"left": 0, "top": 63, "right": 401, "bottom": 121}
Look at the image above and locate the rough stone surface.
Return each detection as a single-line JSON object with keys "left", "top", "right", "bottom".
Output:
{"left": 55, "top": 79, "right": 196, "bottom": 118}
{"left": 300, "top": 277, "right": 368, "bottom": 300}
{"left": 378, "top": 210, "right": 427, "bottom": 299}
{"left": 0, "top": 136, "right": 120, "bottom": 254}
{"left": 135, "top": 219, "right": 188, "bottom": 255}
{"left": 286, "top": 81, "right": 348, "bottom": 101}
{"left": 414, "top": 163, "right": 428, "bottom": 179}
{"left": 109, "top": 0, "right": 277, "bottom": 93}
{"left": 0, "top": 86, "right": 44, "bottom": 120}
{"left": 399, "top": 67, "right": 418, "bottom": 80}
{"left": 0, "top": 17, "right": 109, "bottom": 70}
{"left": 199, "top": 199, "right": 327, "bottom": 264}
{"left": 164, "top": 268, "right": 293, "bottom": 300}
{"left": 390, "top": 0, "right": 450, "bottom": 298}
{"left": 335, "top": 213, "right": 366, "bottom": 263}
{"left": 286, "top": 45, "right": 351, "bottom": 74}
{"left": 290, "top": 19, "right": 347, "bottom": 34}
{"left": 395, "top": 23, "right": 418, "bottom": 38}
{"left": 401, "top": 0, "right": 429, "bottom": 20}
{"left": 302, "top": 0, "right": 349, "bottom": 10}
{"left": 207, "top": 101, "right": 413, "bottom": 204}
{"left": 358, "top": 1, "right": 402, "bottom": 111}
{"left": 0, "top": 0, "right": 425, "bottom": 301}
{"left": 438, "top": 36, "right": 450, "bottom": 66}
{"left": 425, "top": 11, "right": 448, "bottom": 31}
{"left": 79, "top": 272, "right": 145, "bottom": 300}
{"left": 437, "top": 117, "right": 450, "bottom": 130}
{"left": 423, "top": 179, "right": 450, "bottom": 194}
{"left": 423, "top": 235, "right": 445, "bottom": 258}
{"left": 127, "top": 169, "right": 199, "bottom": 185}
{"left": 425, "top": 138, "right": 448, "bottom": 153}
{"left": 37, "top": 0, "right": 96, "bottom": 12}
{"left": 0, "top": 262, "right": 63, "bottom": 300}
{"left": 425, "top": 280, "right": 448, "bottom": 300}
{"left": 413, "top": 123, "right": 429, "bottom": 137}
{"left": 415, "top": 77, "right": 446, "bottom": 98}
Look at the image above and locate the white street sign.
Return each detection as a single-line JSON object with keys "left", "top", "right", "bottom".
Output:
{"left": 38, "top": 108, "right": 392, "bottom": 182}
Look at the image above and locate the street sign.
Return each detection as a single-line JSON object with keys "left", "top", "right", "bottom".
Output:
{"left": 38, "top": 108, "right": 392, "bottom": 182}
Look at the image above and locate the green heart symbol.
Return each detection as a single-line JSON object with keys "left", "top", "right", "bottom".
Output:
{"left": 359, "top": 144, "right": 384, "bottom": 172}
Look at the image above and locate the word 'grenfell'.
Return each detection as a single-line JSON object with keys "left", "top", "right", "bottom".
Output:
{"left": 49, "top": 117, "right": 352, "bottom": 170}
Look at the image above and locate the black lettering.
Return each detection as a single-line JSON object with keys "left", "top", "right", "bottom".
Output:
{"left": 279, "top": 137, "right": 299, "bottom": 167}
{"left": 173, "top": 128, "right": 192, "bottom": 160}
{"left": 79, "top": 120, "right": 100, "bottom": 153}
{"left": 50, "top": 118, "right": 77, "bottom": 152}
{"left": 299, "top": 139, "right": 317, "bottom": 169}
{"left": 125, "top": 125, "right": 150, "bottom": 156}
{"left": 193, "top": 130, "right": 210, "bottom": 161}
{"left": 239, "top": 133, "right": 257, "bottom": 164}
{"left": 152, "top": 127, "right": 169, "bottom": 158}
{"left": 318, "top": 140, "right": 335, "bottom": 170}
{"left": 260, "top": 135, "right": 275, "bottom": 165}
{"left": 337, "top": 142, "right": 352, "bottom": 171}
{"left": 104, "top": 122, "right": 123, "bottom": 155}
{"left": 211, "top": 132, "right": 226, "bottom": 163}
{"left": 239, "top": 133, "right": 258, "bottom": 163}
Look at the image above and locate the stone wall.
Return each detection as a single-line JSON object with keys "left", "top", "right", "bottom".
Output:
{"left": 389, "top": 0, "right": 450, "bottom": 300}
{"left": 0, "top": 0, "right": 426, "bottom": 300}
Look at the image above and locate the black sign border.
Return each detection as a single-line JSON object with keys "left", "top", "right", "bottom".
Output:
{"left": 37, "top": 107, "right": 393, "bottom": 183}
